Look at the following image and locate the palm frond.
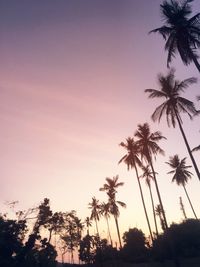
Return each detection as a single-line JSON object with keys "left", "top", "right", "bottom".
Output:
{"left": 192, "top": 145, "right": 200, "bottom": 152}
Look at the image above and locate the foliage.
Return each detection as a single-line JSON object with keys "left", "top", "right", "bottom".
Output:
{"left": 121, "top": 228, "right": 148, "bottom": 263}
{"left": 152, "top": 219, "right": 200, "bottom": 260}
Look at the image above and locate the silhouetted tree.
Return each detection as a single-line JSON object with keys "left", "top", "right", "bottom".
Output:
{"left": 135, "top": 123, "right": 168, "bottom": 230}
{"left": 122, "top": 228, "right": 148, "bottom": 263}
{"left": 100, "top": 176, "right": 126, "bottom": 249}
{"left": 100, "top": 202, "right": 113, "bottom": 246}
{"left": 150, "top": 0, "right": 200, "bottom": 72}
{"left": 88, "top": 197, "right": 101, "bottom": 236}
{"left": 119, "top": 137, "right": 154, "bottom": 243}
{"left": 153, "top": 219, "right": 200, "bottom": 260}
{"left": 140, "top": 165, "right": 159, "bottom": 237}
{"left": 145, "top": 69, "right": 200, "bottom": 181}
{"left": 166, "top": 154, "right": 198, "bottom": 219}
{"left": 179, "top": 196, "right": 187, "bottom": 220}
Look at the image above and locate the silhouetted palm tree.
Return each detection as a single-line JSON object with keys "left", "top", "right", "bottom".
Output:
{"left": 150, "top": 0, "right": 200, "bottom": 72}
{"left": 119, "top": 137, "right": 154, "bottom": 242}
{"left": 99, "top": 175, "right": 124, "bottom": 195}
{"left": 99, "top": 176, "right": 126, "bottom": 249}
{"left": 155, "top": 204, "right": 166, "bottom": 231}
{"left": 135, "top": 123, "right": 168, "bottom": 230}
{"left": 88, "top": 197, "right": 101, "bottom": 236}
{"left": 100, "top": 202, "right": 113, "bottom": 246}
{"left": 140, "top": 165, "right": 159, "bottom": 237}
{"left": 145, "top": 69, "right": 200, "bottom": 181}
{"left": 166, "top": 154, "right": 198, "bottom": 219}
{"left": 85, "top": 217, "right": 92, "bottom": 236}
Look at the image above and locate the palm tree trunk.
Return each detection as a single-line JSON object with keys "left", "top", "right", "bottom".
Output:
{"left": 95, "top": 219, "right": 100, "bottom": 237}
{"left": 149, "top": 158, "right": 168, "bottom": 229}
{"left": 105, "top": 215, "right": 113, "bottom": 246}
{"left": 175, "top": 112, "right": 200, "bottom": 181}
{"left": 183, "top": 184, "right": 198, "bottom": 219}
{"left": 190, "top": 51, "right": 200, "bottom": 73}
{"left": 148, "top": 184, "right": 159, "bottom": 237}
{"left": 114, "top": 216, "right": 122, "bottom": 249}
{"left": 134, "top": 163, "right": 154, "bottom": 242}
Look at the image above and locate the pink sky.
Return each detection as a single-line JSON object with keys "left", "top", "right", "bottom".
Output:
{"left": 1, "top": 0, "right": 200, "bottom": 245}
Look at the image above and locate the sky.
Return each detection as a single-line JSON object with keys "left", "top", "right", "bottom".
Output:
{"left": 1, "top": 0, "right": 200, "bottom": 246}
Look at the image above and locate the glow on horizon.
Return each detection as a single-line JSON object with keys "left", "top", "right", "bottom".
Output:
{"left": 1, "top": 0, "right": 200, "bottom": 249}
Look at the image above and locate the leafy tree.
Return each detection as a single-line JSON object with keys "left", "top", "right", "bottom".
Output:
{"left": 122, "top": 228, "right": 148, "bottom": 263}
{"left": 135, "top": 123, "right": 168, "bottom": 230}
{"left": 166, "top": 154, "right": 198, "bottom": 219}
{"left": 0, "top": 216, "right": 26, "bottom": 267}
{"left": 119, "top": 137, "right": 154, "bottom": 242}
{"left": 79, "top": 234, "right": 95, "bottom": 264}
{"left": 61, "top": 211, "right": 82, "bottom": 264}
{"left": 145, "top": 68, "right": 200, "bottom": 181}
{"left": 0, "top": 198, "right": 57, "bottom": 267}
{"left": 150, "top": 0, "right": 200, "bottom": 72}
{"left": 153, "top": 219, "right": 200, "bottom": 260}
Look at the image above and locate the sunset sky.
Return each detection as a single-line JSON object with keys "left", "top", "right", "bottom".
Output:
{"left": 1, "top": 0, "right": 200, "bottom": 244}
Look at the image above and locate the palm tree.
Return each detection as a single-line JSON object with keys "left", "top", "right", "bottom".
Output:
{"left": 179, "top": 196, "right": 187, "bottom": 220}
{"left": 135, "top": 123, "right": 168, "bottom": 230}
{"left": 155, "top": 204, "right": 166, "bottom": 231}
{"left": 108, "top": 191, "right": 126, "bottom": 250}
{"left": 88, "top": 197, "right": 101, "bottom": 236}
{"left": 99, "top": 176, "right": 126, "bottom": 249}
{"left": 85, "top": 217, "right": 92, "bottom": 236}
{"left": 140, "top": 165, "right": 159, "bottom": 237}
{"left": 166, "top": 154, "right": 198, "bottom": 219}
{"left": 100, "top": 202, "right": 113, "bottom": 246}
{"left": 119, "top": 137, "right": 154, "bottom": 242}
{"left": 150, "top": 0, "right": 200, "bottom": 72}
{"left": 145, "top": 69, "right": 200, "bottom": 181}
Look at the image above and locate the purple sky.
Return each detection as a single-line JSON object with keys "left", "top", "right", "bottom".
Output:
{"left": 1, "top": 0, "right": 200, "bottom": 244}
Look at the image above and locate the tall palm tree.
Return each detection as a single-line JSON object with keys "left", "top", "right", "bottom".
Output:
{"left": 150, "top": 0, "right": 200, "bottom": 72}
{"left": 100, "top": 202, "right": 113, "bottom": 246}
{"left": 140, "top": 165, "right": 159, "bottom": 237}
{"left": 135, "top": 123, "right": 168, "bottom": 230}
{"left": 85, "top": 217, "right": 92, "bottom": 236}
{"left": 145, "top": 69, "right": 200, "bottom": 181}
{"left": 166, "top": 154, "right": 198, "bottom": 219}
{"left": 119, "top": 137, "right": 154, "bottom": 242}
{"left": 155, "top": 204, "right": 166, "bottom": 231}
{"left": 99, "top": 176, "right": 126, "bottom": 249}
{"left": 88, "top": 197, "right": 101, "bottom": 236}
{"left": 108, "top": 191, "right": 126, "bottom": 250}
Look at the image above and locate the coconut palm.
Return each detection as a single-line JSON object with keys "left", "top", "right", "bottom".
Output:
{"left": 145, "top": 69, "right": 200, "bottom": 181}
{"left": 166, "top": 154, "right": 198, "bottom": 219}
{"left": 100, "top": 202, "right": 113, "bottom": 246}
{"left": 119, "top": 137, "right": 154, "bottom": 242}
{"left": 150, "top": 0, "right": 200, "bottom": 72}
{"left": 135, "top": 123, "right": 168, "bottom": 230}
{"left": 155, "top": 204, "right": 166, "bottom": 231}
{"left": 99, "top": 175, "right": 124, "bottom": 195}
{"left": 99, "top": 176, "right": 126, "bottom": 249}
{"left": 108, "top": 191, "right": 126, "bottom": 250}
{"left": 85, "top": 217, "right": 92, "bottom": 236}
{"left": 88, "top": 197, "right": 101, "bottom": 236}
{"left": 140, "top": 165, "right": 159, "bottom": 237}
